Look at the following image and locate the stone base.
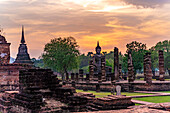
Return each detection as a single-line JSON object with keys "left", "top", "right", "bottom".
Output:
{"left": 88, "top": 95, "right": 134, "bottom": 111}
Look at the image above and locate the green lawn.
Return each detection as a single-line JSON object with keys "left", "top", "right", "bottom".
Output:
{"left": 76, "top": 90, "right": 170, "bottom": 103}
{"left": 76, "top": 90, "right": 153, "bottom": 98}
{"left": 134, "top": 96, "right": 170, "bottom": 103}
{"left": 158, "top": 91, "right": 170, "bottom": 93}
{"left": 135, "top": 103, "right": 142, "bottom": 106}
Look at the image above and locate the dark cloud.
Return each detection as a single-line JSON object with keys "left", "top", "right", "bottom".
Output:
{"left": 121, "top": 0, "right": 170, "bottom": 8}
{"left": 114, "top": 15, "right": 142, "bottom": 27}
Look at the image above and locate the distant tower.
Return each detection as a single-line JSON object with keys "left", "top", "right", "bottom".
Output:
{"left": 0, "top": 35, "right": 11, "bottom": 64}
{"left": 14, "top": 26, "right": 33, "bottom": 65}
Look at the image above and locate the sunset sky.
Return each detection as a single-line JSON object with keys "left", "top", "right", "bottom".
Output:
{"left": 0, "top": 0, "right": 170, "bottom": 58}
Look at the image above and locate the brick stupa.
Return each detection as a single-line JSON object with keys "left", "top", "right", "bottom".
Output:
{"left": 0, "top": 35, "right": 11, "bottom": 64}
{"left": 14, "top": 26, "right": 33, "bottom": 65}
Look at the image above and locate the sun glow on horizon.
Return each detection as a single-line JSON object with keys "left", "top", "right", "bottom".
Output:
{"left": 1, "top": 0, "right": 170, "bottom": 58}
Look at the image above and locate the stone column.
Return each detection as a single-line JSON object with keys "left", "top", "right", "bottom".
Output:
{"left": 66, "top": 73, "right": 69, "bottom": 81}
{"left": 111, "top": 72, "right": 116, "bottom": 94}
{"left": 98, "top": 72, "right": 102, "bottom": 83}
{"left": 79, "top": 69, "right": 84, "bottom": 81}
{"left": 128, "top": 51, "right": 135, "bottom": 83}
{"left": 96, "top": 83, "right": 100, "bottom": 92}
{"left": 159, "top": 50, "right": 165, "bottom": 81}
{"left": 72, "top": 81, "right": 76, "bottom": 88}
{"left": 101, "top": 56, "right": 106, "bottom": 81}
{"left": 75, "top": 73, "right": 79, "bottom": 82}
{"left": 114, "top": 47, "right": 119, "bottom": 81}
{"left": 143, "top": 55, "right": 146, "bottom": 81}
{"left": 119, "top": 64, "right": 122, "bottom": 79}
{"left": 86, "top": 74, "right": 89, "bottom": 81}
{"left": 71, "top": 73, "right": 75, "bottom": 81}
{"left": 89, "top": 60, "right": 94, "bottom": 81}
{"left": 96, "top": 73, "right": 102, "bottom": 92}
{"left": 111, "top": 73, "right": 115, "bottom": 85}
{"left": 145, "top": 52, "right": 153, "bottom": 85}
{"left": 128, "top": 84, "right": 134, "bottom": 92}
{"left": 128, "top": 51, "right": 135, "bottom": 92}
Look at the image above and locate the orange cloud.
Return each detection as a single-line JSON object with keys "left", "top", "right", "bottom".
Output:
{"left": 0, "top": 0, "right": 170, "bottom": 58}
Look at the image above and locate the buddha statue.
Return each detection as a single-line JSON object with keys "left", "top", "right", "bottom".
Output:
{"left": 93, "top": 41, "right": 103, "bottom": 74}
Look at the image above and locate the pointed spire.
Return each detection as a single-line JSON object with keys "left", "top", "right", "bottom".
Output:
{"left": 95, "top": 41, "right": 101, "bottom": 54}
{"left": 97, "top": 41, "right": 99, "bottom": 47}
{"left": 21, "top": 25, "right": 25, "bottom": 44}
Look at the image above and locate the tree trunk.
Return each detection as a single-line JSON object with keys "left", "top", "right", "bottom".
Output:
{"left": 152, "top": 70, "right": 155, "bottom": 77}
{"left": 61, "top": 72, "right": 65, "bottom": 82}
{"left": 62, "top": 68, "right": 68, "bottom": 82}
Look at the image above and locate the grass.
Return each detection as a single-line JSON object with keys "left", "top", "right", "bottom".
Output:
{"left": 165, "top": 79, "right": 170, "bottom": 81}
{"left": 134, "top": 96, "right": 170, "bottom": 103}
{"left": 157, "top": 91, "right": 170, "bottom": 93}
{"left": 135, "top": 103, "right": 142, "bottom": 106}
{"left": 76, "top": 89, "right": 153, "bottom": 98}
{"left": 76, "top": 90, "right": 170, "bottom": 103}
{"left": 137, "top": 78, "right": 170, "bottom": 81}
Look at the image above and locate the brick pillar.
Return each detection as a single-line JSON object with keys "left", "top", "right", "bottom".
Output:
{"left": 159, "top": 50, "right": 165, "bottom": 81}
{"left": 89, "top": 60, "right": 94, "bottom": 81}
{"left": 71, "top": 73, "right": 75, "bottom": 81}
{"left": 128, "top": 51, "right": 135, "bottom": 83}
{"left": 86, "top": 74, "right": 89, "bottom": 81}
{"left": 111, "top": 73, "right": 115, "bottom": 84}
{"left": 114, "top": 47, "right": 119, "bottom": 81}
{"left": 98, "top": 72, "right": 102, "bottom": 83}
{"left": 66, "top": 73, "right": 69, "bottom": 81}
{"left": 119, "top": 64, "right": 122, "bottom": 79}
{"left": 72, "top": 81, "right": 76, "bottom": 88}
{"left": 128, "top": 51, "right": 134, "bottom": 92}
{"left": 143, "top": 55, "right": 146, "bottom": 81}
{"left": 145, "top": 52, "right": 153, "bottom": 85}
{"left": 76, "top": 73, "right": 79, "bottom": 82}
{"left": 96, "top": 83, "right": 100, "bottom": 92}
{"left": 101, "top": 56, "right": 106, "bottom": 81}
{"left": 128, "top": 83, "right": 134, "bottom": 92}
{"left": 79, "top": 69, "right": 84, "bottom": 81}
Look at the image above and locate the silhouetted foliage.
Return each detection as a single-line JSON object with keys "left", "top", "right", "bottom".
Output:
{"left": 31, "top": 58, "right": 44, "bottom": 68}
{"left": 79, "top": 54, "right": 90, "bottom": 68}
{"left": 87, "top": 52, "right": 93, "bottom": 58}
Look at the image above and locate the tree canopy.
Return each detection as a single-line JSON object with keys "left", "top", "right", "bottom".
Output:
{"left": 42, "top": 37, "right": 80, "bottom": 79}
{"left": 126, "top": 41, "right": 147, "bottom": 73}
{"left": 150, "top": 40, "right": 170, "bottom": 70}
{"left": 39, "top": 39, "right": 169, "bottom": 76}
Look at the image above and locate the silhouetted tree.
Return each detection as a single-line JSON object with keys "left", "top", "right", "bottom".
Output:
{"left": 87, "top": 52, "right": 93, "bottom": 58}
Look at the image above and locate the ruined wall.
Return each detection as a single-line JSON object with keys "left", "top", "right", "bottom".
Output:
{"left": 0, "top": 35, "right": 11, "bottom": 64}
{"left": 0, "top": 64, "right": 32, "bottom": 83}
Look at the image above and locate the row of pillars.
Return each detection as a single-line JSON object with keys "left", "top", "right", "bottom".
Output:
{"left": 89, "top": 57, "right": 107, "bottom": 82}
{"left": 89, "top": 47, "right": 122, "bottom": 83}
{"left": 143, "top": 50, "right": 165, "bottom": 85}
{"left": 69, "top": 49, "right": 165, "bottom": 92}
{"left": 65, "top": 69, "right": 84, "bottom": 81}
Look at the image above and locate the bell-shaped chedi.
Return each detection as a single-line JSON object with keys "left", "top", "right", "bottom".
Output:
{"left": 0, "top": 34, "right": 11, "bottom": 64}
{"left": 14, "top": 26, "right": 33, "bottom": 65}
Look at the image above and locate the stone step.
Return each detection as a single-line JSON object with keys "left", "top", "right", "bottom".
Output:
{"left": 87, "top": 106, "right": 99, "bottom": 111}
{"left": 132, "top": 99, "right": 154, "bottom": 105}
